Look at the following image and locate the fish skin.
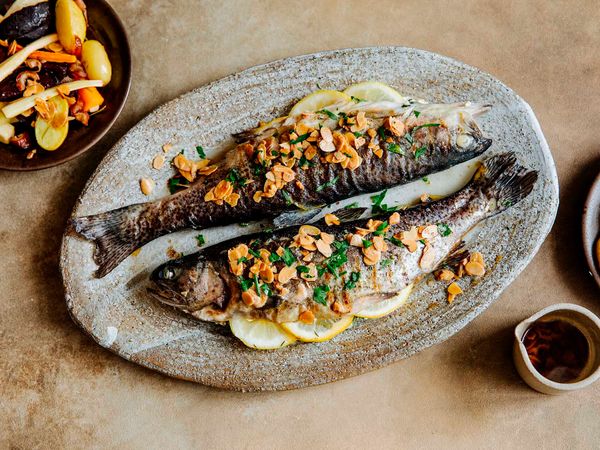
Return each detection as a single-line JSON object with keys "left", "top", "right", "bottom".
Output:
{"left": 72, "top": 102, "right": 492, "bottom": 277}
{"left": 149, "top": 153, "right": 538, "bottom": 325}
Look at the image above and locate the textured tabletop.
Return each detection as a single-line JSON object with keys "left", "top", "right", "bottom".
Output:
{"left": 2, "top": 1, "right": 599, "bottom": 448}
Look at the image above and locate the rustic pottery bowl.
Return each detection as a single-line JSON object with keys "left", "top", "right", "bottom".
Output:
{"left": 513, "top": 303, "right": 600, "bottom": 394}
{"left": 0, "top": 0, "right": 132, "bottom": 171}
{"left": 583, "top": 170, "right": 600, "bottom": 288}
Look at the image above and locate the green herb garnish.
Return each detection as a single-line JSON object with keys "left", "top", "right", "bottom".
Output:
{"left": 377, "top": 125, "right": 386, "bottom": 140}
{"left": 344, "top": 272, "right": 360, "bottom": 290}
{"left": 281, "top": 190, "right": 293, "bottom": 206}
{"left": 225, "top": 168, "right": 248, "bottom": 187}
{"left": 373, "top": 221, "right": 388, "bottom": 236}
{"left": 196, "top": 234, "right": 206, "bottom": 247}
{"left": 380, "top": 259, "right": 393, "bottom": 268}
{"left": 387, "top": 236, "right": 404, "bottom": 247}
{"left": 351, "top": 96, "right": 366, "bottom": 103}
{"left": 313, "top": 285, "right": 330, "bottom": 306}
{"left": 297, "top": 265, "right": 310, "bottom": 274}
{"left": 387, "top": 143, "right": 404, "bottom": 155}
{"left": 422, "top": 177, "right": 429, "bottom": 183}
{"left": 238, "top": 277, "right": 253, "bottom": 291}
{"left": 371, "top": 189, "right": 398, "bottom": 214}
{"left": 316, "top": 176, "right": 339, "bottom": 192}
{"left": 318, "top": 109, "right": 338, "bottom": 120}
{"left": 269, "top": 253, "right": 281, "bottom": 263}
{"left": 353, "top": 131, "right": 363, "bottom": 138}
{"left": 362, "top": 239, "right": 373, "bottom": 248}
{"left": 196, "top": 145, "right": 206, "bottom": 159}
{"left": 413, "top": 123, "right": 440, "bottom": 131}
{"left": 282, "top": 247, "right": 296, "bottom": 266}
{"left": 248, "top": 248, "right": 261, "bottom": 258}
{"left": 290, "top": 132, "right": 310, "bottom": 144}
{"left": 298, "top": 155, "right": 315, "bottom": 169}
{"left": 239, "top": 222, "right": 249, "bottom": 227}
{"left": 168, "top": 176, "right": 190, "bottom": 194}
{"left": 437, "top": 223, "right": 452, "bottom": 237}
{"left": 345, "top": 202, "right": 359, "bottom": 209}
{"left": 414, "top": 110, "right": 421, "bottom": 118}
{"left": 414, "top": 146, "right": 427, "bottom": 159}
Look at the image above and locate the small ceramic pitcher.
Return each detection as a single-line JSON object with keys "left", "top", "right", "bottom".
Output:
{"left": 513, "top": 303, "right": 600, "bottom": 394}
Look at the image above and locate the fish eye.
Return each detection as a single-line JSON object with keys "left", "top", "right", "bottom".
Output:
{"left": 158, "top": 266, "right": 180, "bottom": 280}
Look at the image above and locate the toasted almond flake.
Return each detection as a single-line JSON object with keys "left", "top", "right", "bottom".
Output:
{"left": 47, "top": 42, "right": 64, "bottom": 53}
{"left": 140, "top": 178, "right": 154, "bottom": 196}
{"left": 56, "top": 84, "right": 70, "bottom": 97}
{"left": 320, "top": 232, "right": 334, "bottom": 245}
{"left": 241, "top": 289, "right": 260, "bottom": 306}
{"left": 349, "top": 233, "right": 363, "bottom": 247}
{"left": 24, "top": 82, "right": 44, "bottom": 97}
{"left": 355, "top": 111, "right": 366, "bottom": 129}
{"left": 152, "top": 154, "right": 165, "bottom": 169}
{"left": 298, "top": 310, "right": 315, "bottom": 324}
{"left": 372, "top": 235, "right": 387, "bottom": 252}
{"left": 324, "top": 213, "right": 340, "bottom": 226}
{"left": 436, "top": 269, "right": 455, "bottom": 281}
{"left": 225, "top": 192, "right": 240, "bottom": 207}
{"left": 162, "top": 143, "right": 172, "bottom": 153}
{"left": 362, "top": 246, "right": 381, "bottom": 262}
{"left": 421, "top": 224, "right": 438, "bottom": 240}
{"left": 448, "top": 282, "right": 463, "bottom": 295}
{"left": 447, "top": 293, "right": 456, "bottom": 304}
{"left": 320, "top": 126, "right": 333, "bottom": 142}
{"left": 252, "top": 191, "right": 263, "bottom": 203}
{"left": 470, "top": 252, "right": 484, "bottom": 264}
{"left": 26, "top": 149, "right": 36, "bottom": 159}
{"left": 300, "top": 224, "right": 320, "bottom": 236}
{"left": 419, "top": 245, "right": 436, "bottom": 269}
{"left": 278, "top": 264, "right": 297, "bottom": 284}
{"left": 302, "top": 251, "right": 314, "bottom": 262}
{"left": 316, "top": 239, "right": 332, "bottom": 257}
{"left": 420, "top": 193, "right": 430, "bottom": 203}
{"left": 465, "top": 261, "right": 485, "bottom": 277}
{"left": 363, "top": 256, "right": 379, "bottom": 266}
{"left": 402, "top": 239, "right": 418, "bottom": 253}
{"left": 389, "top": 212, "right": 400, "bottom": 225}
{"left": 259, "top": 266, "right": 275, "bottom": 284}
{"left": 319, "top": 139, "right": 336, "bottom": 153}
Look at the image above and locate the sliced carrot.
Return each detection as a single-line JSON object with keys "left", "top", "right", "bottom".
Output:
{"left": 29, "top": 51, "right": 76, "bottom": 63}
{"left": 78, "top": 86, "right": 104, "bottom": 112}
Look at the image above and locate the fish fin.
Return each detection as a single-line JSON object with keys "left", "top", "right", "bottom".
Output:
{"left": 328, "top": 206, "right": 367, "bottom": 223}
{"left": 438, "top": 241, "right": 470, "bottom": 271}
{"left": 232, "top": 117, "right": 287, "bottom": 143}
{"left": 70, "top": 204, "right": 145, "bottom": 278}
{"left": 474, "top": 153, "right": 538, "bottom": 216}
{"left": 271, "top": 208, "right": 321, "bottom": 229}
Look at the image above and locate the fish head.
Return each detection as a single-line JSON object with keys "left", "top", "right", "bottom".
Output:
{"left": 149, "top": 255, "right": 227, "bottom": 312}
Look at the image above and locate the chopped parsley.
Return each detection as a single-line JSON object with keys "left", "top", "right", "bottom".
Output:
{"left": 371, "top": 189, "right": 398, "bottom": 214}
{"left": 298, "top": 155, "right": 315, "bottom": 169}
{"left": 313, "top": 285, "right": 330, "bottom": 306}
{"left": 260, "top": 283, "right": 272, "bottom": 297}
{"left": 269, "top": 253, "right": 281, "bottom": 263}
{"left": 345, "top": 202, "right": 359, "bottom": 209}
{"left": 373, "top": 221, "right": 388, "bottom": 236}
{"left": 362, "top": 239, "right": 373, "bottom": 248}
{"left": 316, "top": 176, "right": 339, "bottom": 192}
{"left": 387, "top": 236, "right": 404, "bottom": 247}
{"left": 297, "top": 265, "right": 310, "bottom": 274}
{"left": 225, "top": 168, "right": 248, "bottom": 187}
{"left": 195, "top": 145, "right": 206, "bottom": 159}
{"left": 437, "top": 223, "right": 452, "bottom": 237}
{"left": 238, "top": 277, "right": 253, "bottom": 291}
{"left": 290, "top": 132, "right": 310, "bottom": 144}
{"left": 351, "top": 96, "right": 365, "bottom": 103}
{"left": 344, "top": 272, "right": 360, "bottom": 290}
{"left": 387, "top": 143, "right": 404, "bottom": 155}
{"left": 322, "top": 241, "right": 349, "bottom": 276}
{"left": 380, "top": 258, "right": 393, "bottom": 268}
{"left": 168, "top": 176, "right": 190, "bottom": 194}
{"left": 281, "top": 190, "right": 293, "bottom": 206}
{"left": 414, "top": 110, "right": 421, "bottom": 117}
{"left": 317, "top": 109, "right": 338, "bottom": 120}
{"left": 422, "top": 177, "right": 430, "bottom": 183}
{"left": 253, "top": 274, "right": 261, "bottom": 294}
{"left": 414, "top": 146, "right": 427, "bottom": 159}
{"left": 248, "top": 248, "right": 261, "bottom": 258}
{"left": 353, "top": 131, "right": 363, "bottom": 138}
{"left": 239, "top": 222, "right": 249, "bottom": 227}
{"left": 195, "top": 234, "right": 205, "bottom": 247}
{"left": 282, "top": 247, "right": 296, "bottom": 266}
{"left": 377, "top": 125, "right": 386, "bottom": 140}
{"left": 413, "top": 123, "right": 440, "bottom": 131}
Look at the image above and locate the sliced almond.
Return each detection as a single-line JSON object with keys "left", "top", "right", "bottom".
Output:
{"left": 465, "top": 261, "right": 485, "bottom": 277}
{"left": 320, "top": 126, "right": 333, "bottom": 142}
{"left": 140, "top": 178, "right": 154, "bottom": 196}
{"left": 448, "top": 282, "right": 463, "bottom": 295}
{"left": 436, "top": 269, "right": 455, "bottom": 281}
{"left": 316, "top": 239, "right": 332, "bottom": 257}
{"left": 419, "top": 245, "right": 436, "bottom": 269}
{"left": 324, "top": 213, "right": 341, "bottom": 226}
{"left": 152, "top": 154, "right": 165, "bottom": 170}
{"left": 278, "top": 264, "right": 297, "bottom": 284}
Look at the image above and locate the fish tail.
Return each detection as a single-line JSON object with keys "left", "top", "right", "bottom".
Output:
{"left": 474, "top": 153, "right": 538, "bottom": 215}
{"left": 70, "top": 203, "right": 147, "bottom": 278}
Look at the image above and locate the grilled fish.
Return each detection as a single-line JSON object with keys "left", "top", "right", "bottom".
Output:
{"left": 149, "top": 153, "right": 537, "bottom": 325}
{"left": 72, "top": 99, "right": 492, "bottom": 277}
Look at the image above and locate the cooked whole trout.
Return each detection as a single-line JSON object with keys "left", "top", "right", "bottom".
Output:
{"left": 73, "top": 99, "right": 492, "bottom": 277}
{"left": 149, "top": 153, "right": 537, "bottom": 324}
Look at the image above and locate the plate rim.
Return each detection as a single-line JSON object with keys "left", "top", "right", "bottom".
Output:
{"left": 60, "top": 46, "right": 560, "bottom": 391}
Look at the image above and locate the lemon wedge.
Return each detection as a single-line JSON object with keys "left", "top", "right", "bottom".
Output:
{"left": 281, "top": 315, "right": 354, "bottom": 342}
{"left": 354, "top": 284, "right": 414, "bottom": 319}
{"left": 289, "top": 89, "right": 351, "bottom": 116}
{"left": 343, "top": 81, "right": 408, "bottom": 104}
{"left": 229, "top": 316, "right": 296, "bottom": 350}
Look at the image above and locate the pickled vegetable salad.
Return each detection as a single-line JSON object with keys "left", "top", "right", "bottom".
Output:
{"left": 0, "top": 0, "right": 111, "bottom": 155}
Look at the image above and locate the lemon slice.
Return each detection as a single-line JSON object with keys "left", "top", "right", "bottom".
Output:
{"left": 289, "top": 90, "right": 351, "bottom": 116}
{"left": 343, "top": 81, "right": 408, "bottom": 104}
{"left": 354, "top": 284, "right": 414, "bottom": 319}
{"left": 229, "top": 316, "right": 296, "bottom": 350}
{"left": 281, "top": 315, "right": 354, "bottom": 342}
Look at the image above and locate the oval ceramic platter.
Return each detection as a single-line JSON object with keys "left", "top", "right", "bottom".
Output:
{"left": 60, "top": 47, "right": 559, "bottom": 391}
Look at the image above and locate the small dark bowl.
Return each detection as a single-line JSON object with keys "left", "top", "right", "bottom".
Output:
{"left": 583, "top": 170, "right": 600, "bottom": 288}
{"left": 0, "top": 0, "right": 131, "bottom": 171}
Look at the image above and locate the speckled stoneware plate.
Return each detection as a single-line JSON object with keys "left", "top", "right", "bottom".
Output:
{"left": 60, "top": 47, "right": 559, "bottom": 391}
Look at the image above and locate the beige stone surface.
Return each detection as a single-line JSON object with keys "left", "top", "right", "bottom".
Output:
{"left": 1, "top": 0, "right": 599, "bottom": 448}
